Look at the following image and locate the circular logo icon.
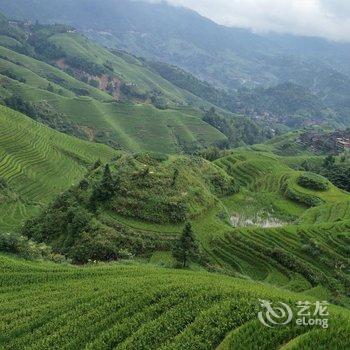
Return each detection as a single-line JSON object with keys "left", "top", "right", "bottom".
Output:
{"left": 258, "top": 299, "right": 293, "bottom": 327}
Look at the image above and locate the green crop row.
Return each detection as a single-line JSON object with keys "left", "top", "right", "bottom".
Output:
{"left": 1, "top": 253, "right": 350, "bottom": 349}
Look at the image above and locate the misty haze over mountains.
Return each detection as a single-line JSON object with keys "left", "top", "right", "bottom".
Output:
{"left": 1, "top": 0, "right": 350, "bottom": 126}
{"left": 1, "top": 0, "right": 350, "bottom": 84}
{"left": 1, "top": 3, "right": 350, "bottom": 346}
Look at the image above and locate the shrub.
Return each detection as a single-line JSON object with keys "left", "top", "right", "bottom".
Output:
{"left": 0, "top": 69, "right": 26, "bottom": 83}
{"left": 209, "top": 174, "right": 238, "bottom": 196}
{"left": 0, "top": 231, "right": 66, "bottom": 261}
{"left": 65, "top": 56, "right": 107, "bottom": 76}
{"left": 4, "top": 95, "right": 36, "bottom": 117}
{"left": 0, "top": 177, "right": 7, "bottom": 189}
{"left": 134, "top": 152, "right": 169, "bottom": 165}
{"left": 297, "top": 172, "right": 329, "bottom": 191}
{"left": 284, "top": 186, "right": 323, "bottom": 207}
{"left": 89, "top": 79, "right": 100, "bottom": 88}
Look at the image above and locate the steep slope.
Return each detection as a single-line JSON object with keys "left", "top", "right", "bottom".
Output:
{"left": 1, "top": 253, "right": 350, "bottom": 349}
{"left": 2, "top": 0, "right": 350, "bottom": 94}
{"left": 47, "top": 32, "right": 211, "bottom": 108}
{"left": 0, "top": 23, "right": 228, "bottom": 152}
{"left": 2, "top": 1, "right": 349, "bottom": 128}
{"left": 0, "top": 105, "right": 117, "bottom": 230}
{"left": 17, "top": 144, "right": 350, "bottom": 301}
{"left": 22, "top": 153, "right": 238, "bottom": 262}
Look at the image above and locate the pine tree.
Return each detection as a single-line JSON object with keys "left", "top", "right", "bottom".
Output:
{"left": 91, "top": 159, "right": 102, "bottom": 171}
{"left": 88, "top": 190, "right": 98, "bottom": 213}
{"left": 172, "top": 222, "right": 199, "bottom": 268}
{"left": 172, "top": 168, "right": 179, "bottom": 186}
{"left": 99, "top": 164, "right": 117, "bottom": 201}
{"left": 89, "top": 164, "right": 118, "bottom": 207}
{"left": 323, "top": 155, "right": 335, "bottom": 169}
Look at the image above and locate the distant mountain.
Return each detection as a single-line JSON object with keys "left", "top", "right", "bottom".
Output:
{"left": 149, "top": 61, "right": 347, "bottom": 129}
{"left": 234, "top": 83, "right": 341, "bottom": 129}
{"left": 2, "top": 13, "right": 285, "bottom": 154}
{"left": 1, "top": 0, "right": 350, "bottom": 127}
{"left": 1, "top": 0, "right": 350, "bottom": 85}
{"left": 0, "top": 15, "right": 231, "bottom": 153}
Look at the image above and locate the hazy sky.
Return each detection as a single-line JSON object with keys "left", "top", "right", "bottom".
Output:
{"left": 153, "top": 0, "right": 350, "bottom": 42}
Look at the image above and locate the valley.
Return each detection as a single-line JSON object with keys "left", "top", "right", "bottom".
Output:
{"left": 0, "top": 5, "right": 349, "bottom": 349}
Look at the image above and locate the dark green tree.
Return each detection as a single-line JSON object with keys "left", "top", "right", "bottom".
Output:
{"left": 88, "top": 193, "right": 98, "bottom": 213}
{"left": 47, "top": 83, "right": 54, "bottom": 93}
{"left": 91, "top": 159, "right": 102, "bottom": 171}
{"left": 172, "top": 222, "right": 199, "bottom": 268}
{"left": 101, "top": 164, "right": 116, "bottom": 199}
{"left": 172, "top": 168, "right": 179, "bottom": 186}
{"left": 323, "top": 155, "right": 335, "bottom": 169}
{"left": 79, "top": 178, "right": 89, "bottom": 191}
{"left": 90, "top": 164, "right": 118, "bottom": 205}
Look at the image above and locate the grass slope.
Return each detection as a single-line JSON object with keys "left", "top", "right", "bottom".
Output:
{"left": 17, "top": 143, "right": 349, "bottom": 301}
{"left": 214, "top": 149, "right": 348, "bottom": 217}
{"left": 78, "top": 148, "right": 349, "bottom": 301}
{"left": 0, "top": 105, "right": 117, "bottom": 230}
{"left": 49, "top": 32, "right": 214, "bottom": 108}
{"left": 200, "top": 149, "right": 350, "bottom": 303}
{"left": 0, "top": 42, "right": 226, "bottom": 152}
{"left": 1, "top": 253, "right": 350, "bottom": 350}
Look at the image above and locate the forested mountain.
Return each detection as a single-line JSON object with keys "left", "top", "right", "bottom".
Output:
{"left": 1, "top": 0, "right": 350, "bottom": 128}
{"left": 0, "top": 14, "right": 231, "bottom": 153}
{"left": 149, "top": 62, "right": 348, "bottom": 129}
{"left": 2, "top": 11, "right": 330, "bottom": 153}
{"left": 2, "top": 0, "right": 350, "bottom": 87}
{"left": 1, "top": 3, "right": 350, "bottom": 348}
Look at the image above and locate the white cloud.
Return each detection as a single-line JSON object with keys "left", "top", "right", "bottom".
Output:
{"left": 152, "top": 0, "right": 350, "bottom": 42}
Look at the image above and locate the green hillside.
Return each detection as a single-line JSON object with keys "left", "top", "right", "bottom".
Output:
{"left": 215, "top": 150, "right": 348, "bottom": 212}
{"left": 0, "top": 48, "right": 226, "bottom": 152}
{"left": 2, "top": 0, "right": 350, "bottom": 128}
{"left": 16, "top": 144, "right": 350, "bottom": 302}
{"left": 0, "top": 105, "right": 117, "bottom": 230}
{"left": 149, "top": 63, "right": 346, "bottom": 130}
{"left": 21, "top": 153, "right": 237, "bottom": 262}
{"left": 2, "top": 142, "right": 350, "bottom": 345}
{"left": 1, "top": 253, "right": 350, "bottom": 350}
{"left": 210, "top": 220, "right": 350, "bottom": 303}
{"left": 48, "top": 32, "right": 212, "bottom": 108}
{"left": 300, "top": 201, "right": 350, "bottom": 225}
{"left": 0, "top": 7, "right": 349, "bottom": 349}
{"left": 0, "top": 17, "right": 229, "bottom": 153}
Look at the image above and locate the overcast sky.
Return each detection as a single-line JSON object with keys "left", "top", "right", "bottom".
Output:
{"left": 153, "top": 0, "right": 350, "bottom": 42}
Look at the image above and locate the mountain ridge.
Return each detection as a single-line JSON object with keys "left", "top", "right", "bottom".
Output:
{"left": 1, "top": 0, "right": 349, "bottom": 129}
{"left": 1, "top": 0, "right": 349, "bottom": 87}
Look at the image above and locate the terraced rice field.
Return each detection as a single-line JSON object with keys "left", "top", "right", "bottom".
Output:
{"left": 0, "top": 36, "right": 226, "bottom": 153}
{"left": 1, "top": 254, "right": 350, "bottom": 350}
{"left": 49, "top": 32, "right": 211, "bottom": 108}
{"left": 207, "top": 150, "right": 350, "bottom": 303}
{"left": 215, "top": 150, "right": 349, "bottom": 216}
{"left": 211, "top": 220, "right": 350, "bottom": 302}
{"left": 301, "top": 201, "right": 350, "bottom": 224}
{"left": 0, "top": 105, "right": 117, "bottom": 229}
{"left": 54, "top": 99, "right": 226, "bottom": 153}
